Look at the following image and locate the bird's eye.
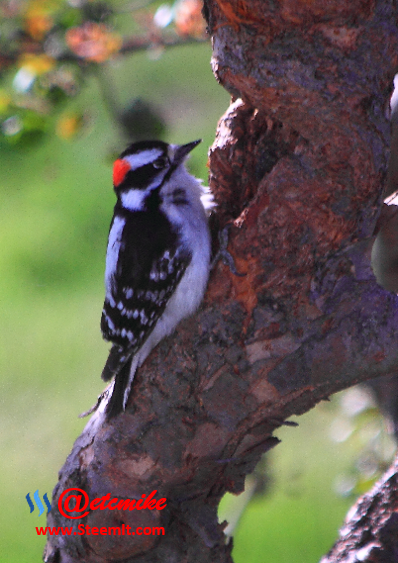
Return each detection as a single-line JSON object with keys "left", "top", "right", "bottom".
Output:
{"left": 153, "top": 156, "right": 169, "bottom": 169}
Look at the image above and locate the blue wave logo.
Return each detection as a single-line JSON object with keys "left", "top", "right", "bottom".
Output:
{"left": 26, "top": 490, "right": 51, "bottom": 516}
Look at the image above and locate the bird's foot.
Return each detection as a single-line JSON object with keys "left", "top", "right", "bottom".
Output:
{"left": 211, "top": 225, "right": 246, "bottom": 277}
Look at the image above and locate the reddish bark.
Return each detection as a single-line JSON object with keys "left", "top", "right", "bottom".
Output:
{"left": 44, "top": 1, "right": 398, "bottom": 562}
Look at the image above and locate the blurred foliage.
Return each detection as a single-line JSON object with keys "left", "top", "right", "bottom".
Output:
{"left": 327, "top": 386, "right": 396, "bottom": 497}
{"left": 0, "top": 0, "right": 206, "bottom": 146}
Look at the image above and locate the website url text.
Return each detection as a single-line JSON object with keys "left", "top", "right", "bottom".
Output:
{"left": 36, "top": 524, "right": 165, "bottom": 536}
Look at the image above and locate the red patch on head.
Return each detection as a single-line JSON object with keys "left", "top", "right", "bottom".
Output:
{"left": 113, "top": 158, "right": 131, "bottom": 187}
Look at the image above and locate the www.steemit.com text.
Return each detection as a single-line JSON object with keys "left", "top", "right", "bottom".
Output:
{"left": 36, "top": 524, "right": 165, "bottom": 536}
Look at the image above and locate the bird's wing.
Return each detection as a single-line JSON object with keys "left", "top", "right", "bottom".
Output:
{"left": 101, "top": 209, "right": 191, "bottom": 382}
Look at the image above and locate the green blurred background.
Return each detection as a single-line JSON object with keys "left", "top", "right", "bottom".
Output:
{"left": 0, "top": 34, "right": 393, "bottom": 563}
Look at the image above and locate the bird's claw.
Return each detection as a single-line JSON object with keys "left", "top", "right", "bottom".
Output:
{"left": 211, "top": 225, "right": 246, "bottom": 277}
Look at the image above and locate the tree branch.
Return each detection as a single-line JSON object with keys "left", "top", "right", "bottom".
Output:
{"left": 320, "top": 454, "right": 398, "bottom": 563}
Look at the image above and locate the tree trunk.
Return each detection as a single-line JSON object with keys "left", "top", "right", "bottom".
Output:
{"left": 44, "top": 1, "right": 398, "bottom": 561}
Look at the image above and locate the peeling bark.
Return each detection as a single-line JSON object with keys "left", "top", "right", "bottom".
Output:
{"left": 44, "top": 1, "right": 398, "bottom": 562}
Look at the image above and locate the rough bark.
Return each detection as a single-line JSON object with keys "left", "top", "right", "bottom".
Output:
{"left": 320, "top": 454, "right": 398, "bottom": 563}
{"left": 44, "top": 1, "right": 398, "bottom": 562}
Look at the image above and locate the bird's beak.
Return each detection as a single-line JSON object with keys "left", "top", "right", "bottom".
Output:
{"left": 173, "top": 139, "right": 201, "bottom": 164}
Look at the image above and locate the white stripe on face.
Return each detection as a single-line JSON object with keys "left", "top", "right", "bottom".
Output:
{"left": 120, "top": 189, "right": 146, "bottom": 211}
{"left": 124, "top": 149, "right": 163, "bottom": 170}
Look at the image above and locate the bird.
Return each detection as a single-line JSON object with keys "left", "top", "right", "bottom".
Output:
{"left": 100, "top": 139, "right": 213, "bottom": 418}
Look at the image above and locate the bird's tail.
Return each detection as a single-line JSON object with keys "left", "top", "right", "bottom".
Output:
{"left": 101, "top": 345, "right": 130, "bottom": 381}
{"left": 101, "top": 345, "right": 135, "bottom": 418}
{"left": 105, "top": 358, "right": 133, "bottom": 419}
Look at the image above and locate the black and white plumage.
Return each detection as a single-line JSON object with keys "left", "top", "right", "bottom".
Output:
{"left": 100, "top": 139, "right": 213, "bottom": 418}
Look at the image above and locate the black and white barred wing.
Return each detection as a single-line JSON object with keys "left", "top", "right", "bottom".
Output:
{"left": 101, "top": 213, "right": 191, "bottom": 382}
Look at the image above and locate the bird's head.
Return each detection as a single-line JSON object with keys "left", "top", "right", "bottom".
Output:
{"left": 112, "top": 139, "right": 201, "bottom": 211}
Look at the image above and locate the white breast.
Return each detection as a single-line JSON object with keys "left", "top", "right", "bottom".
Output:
{"left": 138, "top": 167, "right": 212, "bottom": 353}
